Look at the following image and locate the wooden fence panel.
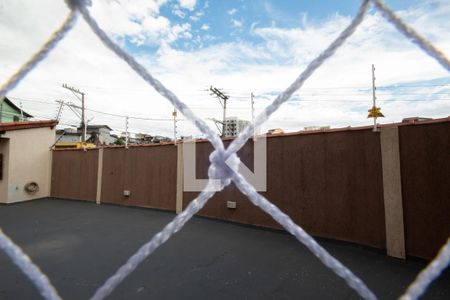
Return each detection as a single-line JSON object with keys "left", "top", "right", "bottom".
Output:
{"left": 51, "top": 149, "right": 98, "bottom": 201}
{"left": 184, "top": 129, "right": 386, "bottom": 249}
{"left": 399, "top": 121, "right": 450, "bottom": 259}
{"left": 100, "top": 145, "right": 177, "bottom": 211}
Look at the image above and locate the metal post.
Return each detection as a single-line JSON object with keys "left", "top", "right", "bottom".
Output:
{"left": 251, "top": 92, "right": 256, "bottom": 141}
{"left": 173, "top": 108, "right": 177, "bottom": 144}
{"left": 222, "top": 96, "right": 227, "bottom": 137}
{"left": 84, "top": 121, "right": 88, "bottom": 142}
{"left": 125, "top": 116, "right": 129, "bottom": 149}
{"left": 372, "top": 64, "right": 377, "bottom": 132}
{"left": 55, "top": 100, "right": 64, "bottom": 121}
{"left": 20, "top": 102, "right": 24, "bottom": 121}
{"left": 81, "top": 92, "right": 86, "bottom": 142}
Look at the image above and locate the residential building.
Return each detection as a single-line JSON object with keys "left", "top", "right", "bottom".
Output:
{"left": 267, "top": 128, "right": 284, "bottom": 135}
{"left": 86, "top": 125, "right": 115, "bottom": 145}
{"left": 402, "top": 117, "right": 433, "bottom": 123}
{"left": 0, "top": 120, "right": 57, "bottom": 203}
{"left": 120, "top": 132, "right": 136, "bottom": 144}
{"left": 304, "top": 126, "right": 330, "bottom": 131}
{"left": 119, "top": 132, "right": 172, "bottom": 145}
{"left": 223, "top": 117, "right": 250, "bottom": 137}
{"left": 55, "top": 128, "right": 80, "bottom": 143}
{"left": 0, "top": 97, "right": 32, "bottom": 123}
{"left": 56, "top": 125, "right": 115, "bottom": 145}
{"left": 152, "top": 135, "right": 172, "bottom": 143}
{"left": 134, "top": 133, "right": 154, "bottom": 144}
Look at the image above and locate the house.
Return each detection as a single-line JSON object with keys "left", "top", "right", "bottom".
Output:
{"left": 133, "top": 133, "right": 172, "bottom": 144}
{"left": 0, "top": 97, "right": 33, "bottom": 123}
{"left": 121, "top": 131, "right": 136, "bottom": 144}
{"left": 56, "top": 125, "right": 115, "bottom": 145}
{"left": 402, "top": 117, "right": 433, "bottom": 123}
{"left": 0, "top": 120, "right": 57, "bottom": 203}
{"left": 151, "top": 135, "right": 172, "bottom": 144}
{"left": 304, "top": 126, "right": 330, "bottom": 131}
{"left": 267, "top": 128, "right": 285, "bottom": 135}
{"left": 134, "top": 133, "right": 153, "bottom": 144}
{"left": 55, "top": 128, "right": 80, "bottom": 143}
{"left": 86, "top": 125, "right": 115, "bottom": 145}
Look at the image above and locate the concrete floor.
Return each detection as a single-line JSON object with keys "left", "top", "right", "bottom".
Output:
{"left": 0, "top": 198, "right": 449, "bottom": 300}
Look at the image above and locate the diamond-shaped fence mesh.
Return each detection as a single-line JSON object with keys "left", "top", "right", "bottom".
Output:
{"left": 0, "top": 1, "right": 449, "bottom": 300}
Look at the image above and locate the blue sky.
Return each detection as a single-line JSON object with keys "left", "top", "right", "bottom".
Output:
{"left": 127, "top": 0, "right": 423, "bottom": 53}
{"left": 1, "top": 0, "right": 449, "bottom": 137}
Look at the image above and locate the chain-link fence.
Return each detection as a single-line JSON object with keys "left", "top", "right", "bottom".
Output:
{"left": 0, "top": 0, "right": 449, "bottom": 299}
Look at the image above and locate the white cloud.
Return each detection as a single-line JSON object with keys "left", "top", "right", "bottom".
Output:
{"left": 89, "top": 0, "right": 191, "bottom": 46}
{"left": 189, "top": 15, "right": 200, "bottom": 22}
{"left": 231, "top": 19, "right": 243, "bottom": 29}
{"left": 168, "top": 23, "right": 192, "bottom": 42}
{"left": 228, "top": 8, "right": 238, "bottom": 15}
{"left": 1, "top": 0, "right": 449, "bottom": 138}
{"left": 178, "top": 0, "right": 196, "bottom": 11}
{"left": 201, "top": 24, "right": 210, "bottom": 31}
{"left": 189, "top": 10, "right": 205, "bottom": 22}
{"left": 172, "top": 7, "right": 185, "bottom": 19}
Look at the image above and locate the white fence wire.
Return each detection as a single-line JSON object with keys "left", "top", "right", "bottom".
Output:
{"left": 0, "top": 0, "right": 449, "bottom": 299}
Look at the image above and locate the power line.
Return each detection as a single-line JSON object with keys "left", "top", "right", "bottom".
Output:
{"left": 7, "top": 97, "right": 57, "bottom": 105}
{"left": 186, "top": 99, "right": 450, "bottom": 109}
{"left": 71, "top": 104, "right": 179, "bottom": 121}
{"left": 12, "top": 96, "right": 450, "bottom": 107}
{"left": 8, "top": 96, "right": 182, "bottom": 121}
{"left": 220, "top": 83, "right": 450, "bottom": 92}
{"left": 50, "top": 82, "right": 450, "bottom": 92}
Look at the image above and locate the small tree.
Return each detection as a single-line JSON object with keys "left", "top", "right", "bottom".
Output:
{"left": 114, "top": 137, "right": 125, "bottom": 145}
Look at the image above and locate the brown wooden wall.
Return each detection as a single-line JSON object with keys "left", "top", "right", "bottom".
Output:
{"left": 184, "top": 129, "right": 386, "bottom": 249}
{"left": 51, "top": 149, "right": 98, "bottom": 201}
{"left": 100, "top": 145, "right": 177, "bottom": 211}
{"left": 49, "top": 121, "right": 449, "bottom": 258}
{"left": 399, "top": 122, "right": 450, "bottom": 259}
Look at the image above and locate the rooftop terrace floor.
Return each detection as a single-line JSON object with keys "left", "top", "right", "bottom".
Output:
{"left": 0, "top": 198, "right": 449, "bottom": 299}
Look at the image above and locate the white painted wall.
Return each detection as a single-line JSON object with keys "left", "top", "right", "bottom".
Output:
{"left": 0, "top": 138, "right": 10, "bottom": 202}
{"left": 0, "top": 126, "right": 54, "bottom": 203}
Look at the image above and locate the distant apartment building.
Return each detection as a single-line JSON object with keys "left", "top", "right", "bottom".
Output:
{"left": 223, "top": 117, "right": 250, "bottom": 137}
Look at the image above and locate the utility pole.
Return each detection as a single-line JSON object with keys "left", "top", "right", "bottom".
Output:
{"left": 367, "top": 64, "right": 384, "bottom": 132}
{"left": 62, "top": 83, "right": 86, "bottom": 142}
{"left": 172, "top": 107, "right": 177, "bottom": 144}
{"left": 210, "top": 85, "right": 229, "bottom": 137}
